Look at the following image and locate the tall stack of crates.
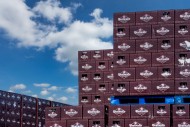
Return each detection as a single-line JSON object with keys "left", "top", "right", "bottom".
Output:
{"left": 45, "top": 9, "right": 190, "bottom": 127}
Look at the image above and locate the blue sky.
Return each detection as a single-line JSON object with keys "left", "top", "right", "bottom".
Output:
{"left": 0, "top": 0, "right": 190, "bottom": 105}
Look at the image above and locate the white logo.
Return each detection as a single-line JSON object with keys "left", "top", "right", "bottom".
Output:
{"left": 178, "top": 122, "right": 190, "bottom": 127}
{"left": 161, "top": 71, "right": 172, "bottom": 78}
{"left": 116, "top": 59, "right": 126, "bottom": 65}
{"left": 135, "top": 107, "right": 148, "bottom": 116}
{"left": 178, "top": 85, "right": 189, "bottom": 92}
{"left": 107, "top": 51, "right": 114, "bottom": 58}
{"left": 82, "top": 64, "right": 92, "bottom": 70}
{"left": 157, "top": 84, "right": 170, "bottom": 92}
{"left": 180, "top": 12, "right": 190, "bottom": 21}
{"left": 107, "top": 73, "right": 114, "bottom": 80}
{"left": 180, "top": 40, "right": 190, "bottom": 50}
{"left": 134, "top": 28, "right": 147, "bottom": 37}
{"left": 93, "top": 54, "right": 101, "bottom": 59}
{"left": 161, "top": 43, "right": 171, "bottom": 50}
{"left": 129, "top": 121, "right": 143, "bottom": 127}
{"left": 87, "top": 108, "right": 100, "bottom": 116}
{"left": 118, "top": 43, "right": 131, "bottom": 51}
{"left": 94, "top": 98, "right": 102, "bottom": 103}
{"left": 118, "top": 15, "right": 131, "bottom": 23}
{"left": 116, "top": 31, "right": 126, "bottom": 37}
{"left": 50, "top": 124, "right": 62, "bottom": 127}
{"left": 65, "top": 109, "right": 78, "bottom": 117}
{"left": 161, "top": 15, "right": 171, "bottom": 22}
{"left": 152, "top": 121, "right": 165, "bottom": 127}
{"left": 98, "top": 65, "right": 106, "bottom": 70}
{"left": 81, "top": 99, "right": 89, "bottom": 103}
{"left": 93, "top": 76, "right": 101, "bottom": 81}
{"left": 81, "top": 55, "right": 88, "bottom": 60}
{"left": 98, "top": 87, "right": 106, "bottom": 92}
{"left": 117, "top": 86, "right": 126, "bottom": 93}
{"left": 118, "top": 71, "right": 131, "bottom": 79}
{"left": 113, "top": 108, "right": 126, "bottom": 116}
{"left": 157, "top": 109, "right": 167, "bottom": 116}
{"left": 176, "top": 109, "right": 186, "bottom": 116}
{"left": 134, "top": 84, "right": 147, "bottom": 92}
{"left": 140, "top": 14, "right": 153, "bottom": 22}
{"left": 111, "top": 124, "right": 121, "bottom": 127}
{"left": 140, "top": 42, "right": 153, "bottom": 50}
{"left": 140, "top": 70, "right": 153, "bottom": 78}
{"left": 156, "top": 55, "right": 170, "bottom": 64}
{"left": 180, "top": 69, "right": 190, "bottom": 77}
{"left": 156, "top": 27, "right": 170, "bottom": 36}
{"left": 48, "top": 112, "right": 57, "bottom": 118}
{"left": 81, "top": 77, "right": 88, "bottom": 82}
{"left": 134, "top": 56, "right": 147, "bottom": 64}
{"left": 82, "top": 86, "right": 92, "bottom": 92}
{"left": 71, "top": 122, "right": 84, "bottom": 127}
{"left": 178, "top": 29, "right": 188, "bottom": 35}
{"left": 92, "top": 124, "right": 101, "bottom": 127}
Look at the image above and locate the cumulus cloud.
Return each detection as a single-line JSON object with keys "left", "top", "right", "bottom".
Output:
{"left": 58, "top": 96, "right": 68, "bottom": 102}
{"left": 47, "top": 96, "right": 54, "bottom": 101}
{"left": 34, "top": 83, "right": 51, "bottom": 88}
{"left": 65, "top": 87, "right": 77, "bottom": 93}
{"left": 32, "top": 94, "right": 38, "bottom": 98}
{"left": 48, "top": 86, "right": 59, "bottom": 91}
{"left": 40, "top": 89, "right": 50, "bottom": 96}
{"left": 0, "top": 0, "right": 113, "bottom": 76}
{"left": 9, "top": 84, "right": 26, "bottom": 91}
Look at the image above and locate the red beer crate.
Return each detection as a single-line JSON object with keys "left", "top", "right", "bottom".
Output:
{"left": 104, "top": 94, "right": 112, "bottom": 105}
{"left": 129, "top": 53, "right": 151, "bottom": 67}
{"left": 91, "top": 94, "right": 105, "bottom": 105}
{"left": 136, "top": 67, "right": 157, "bottom": 81}
{"left": 136, "top": 11, "right": 157, "bottom": 25}
{"left": 131, "top": 104, "right": 153, "bottom": 118}
{"left": 109, "top": 105, "right": 130, "bottom": 118}
{"left": 125, "top": 119, "right": 148, "bottom": 127}
{"left": 152, "top": 24, "right": 174, "bottom": 38}
{"left": 45, "top": 107, "right": 61, "bottom": 121}
{"left": 175, "top": 9, "right": 190, "bottom": 23}
{"left": 151, "top": 80, "right": 175, "bottom": 95}
{"left": 46, "top": 121, "right": 66, "bottom": 127}
{"left": 61, "top": 106, "right": 82, "bottom": 120}
{"left": 157, "top": 38, "right": 174, "bottom": 52}
{"left": 136, "top": 39, "right": 157, "bottom": 53}
{"left": 96, "top": 83, "right": 109, "bottom": 94}
{"left": 91, "top": 50, "right": 104, "bottom": 61}
{"left": 114, "top": 39, "right": 136, "bottom": 53}
{"left": 114, "top": 82, "right": 130, "bottom": 95}
{"left": 157, "top": 10, "right": 175, "bottom": 24}
{"left": 114, "top": 53, "right": 129, "bottom": 68}
{"left": 79, "top": 72, "right": 92, "bottom": 83}
{"left": 114, "top": 27, "right": 129, "bottom": 39}
{"left": 114, "top": 68, "right": 135, "bottom": 81}
{"left": 157, "top": 66, "right": 174, "bottom": 80}
{"left": 130, "top": 81, "right": 151, "bottom": 96}
{"left": 79, "top": 94, "right": 92, "bottom": 105}
{"left": 175, "top": 67, "right": 190, "bottom": 79}
{"left": 89, "top": 119, "right": 105, "bottom": 127}
{"left": 108, "top": 60, "right": 114, "bottom": 71}
{"left": 79, "top": 84, "right": 96, "bottom": 95}
{"left": 67, "top": 120, "right": 88, "bottom": 127}
{"left": 130, "top": 25, "right": 152, "bottom": 39}
{"left": 153, "top": 104, "right": 171, "bottom": 117}
{"left": 103, "top": 49, "right": 114, "bottom": 60}
{"left": 175, "top": 52, "right": 190, "bottom": 67}
{"left": 95, "top": 60, "right": 109, "bottom": 72}
{"left": 108, "top": 119, "right": 124, "bottom": 127}
{"left": 104, "top": 71, "right": 114, "bottom": 82}
{"left": 108, "top": 83, "right": 115, "bottom": 94}
{"left": 173, "top": 119, "right": 190, "bottom": 127}
{"left": 152, "top": 52, "right": 174, "bottom": 66}
{"left": 92, "top": 72, "right": 104, "bottom": 83}
{"left": 175, "top": 80, "right": 190, "bottom": 95}
{"left": 175, "top": 24, "right": 190, "bottom": 37}
{"left": 148, "top": 118, "right": 170, "bottom": 127}
{"left": 173, "top": 105, "right": 190, "bottom": 119}
{"left": 78, "top": 51, "right": 91, "bottom": 61}
{"left": 175, "top": 38, "right": 190, "bottom": 52}
{"left": 114, "top": 12, "right": 135, "bottom": 26}
{"left": 79, "top": 62, "right": 95, "bottom": 72}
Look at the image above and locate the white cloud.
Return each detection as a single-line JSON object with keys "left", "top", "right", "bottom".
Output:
{"left": 32, "top": 94, "right": 38, "bottom": 98}
{"left": 34, "top": 83, "right": 51, "bottom": 88}
{"left": 40, "top": 90, "right": 50, "bottom": 96}
{"left": 47, "top": 96, "right": 54, "bottom": 101}
{"left": 58, "top": 96, "right": 68, "bottom": 102}
{"left": 65, "top": 87, "right": 77, "bottom": 93}
{"left": 10, "top": 84, "right": 26, "bottom": 91}
{"left": 22, "top": 90, "right": 32, "bottom": 94}
{"left": 48, "top": 86, "right": 59, "bottom": 91}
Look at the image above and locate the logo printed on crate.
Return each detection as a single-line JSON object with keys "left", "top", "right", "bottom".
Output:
{"left": 116, "top": 59, "right": 126, "bottom": 65}
{"left": 156, "top": 55, "right": 170, "bottom": 64}
{"left": 48, "top": 112, "right": 58, "bottom": 118}
{"left": 82, "top": 64, "right": 92, "bottom": 70}
{"left": 180, "top": 12, "right": 190, "bottom": 21}
{"left": 135, "top": 107, "right": 149, "bottom": 116}
{"left": 118, "top": 15, "right": 131, "bottom": 23}
{"left": 111, "top": 124, "right": 121, "bottom": 127}
{"left": 81, "top": 54, "right": 88, "bottom": 60}
{"left": 92, "top": 124, "right": 101, "bottom": 127}
{"left": 94, "top": 98, "right": 102, "bottom": 103}
{"left": 65, "top": 109, "right": 78, "bottom": 117}
{"left": 116, "top": 31, "right": 126, "bottom": 37}
{"left": 180, "top": 69, "right": 190, "bottom": 77}
{"left": 93, "top": 75, "right": 101, "bottom": 81}
{"left": 107, "top": 51, "right": 114, "bottom": 58}
{"left": 157, "top": 108, "right": 167, "bottom": 116}
{"left": 71, "top": 122, "right": 84, "bottom": 127}
{"left": 93, "top": 54, "right": 101, "bottom": 59}
{"left": 134, "top": 84, "right": 147, "bottom": 92}
{"left": 98, "top": 65, "right": 106, "bottom": 70}
{"left": 178, "top": 85, "right": 189, "bottom": 92}
{"left": 81, "top": 98, "right": 89, "bottom": 103}
{"left": 178, "top": 29, "right": 189, "bottom": 35}
{"left": 118, "top": 43, "right": 131, "bottom": 51}
{"left": 176, "top": 109, "right": 186, "bottom": 116}
{"left": 140, "top": 14, "right": 153, "bottom": 22}
{"left": 178, "top": 122, "right": 190, "bottom": 127}
{"left": 129, "top": 121, "right": 143, "bottom": 127}
{"left": 134, "top": 56, "right": 147, "bottom": 64}
{"left": 156, "top": 27, "right": 170, "bottom": 36}
{"left": 161, "top": 71, "right": 172, "bottom": 78}
{"left": 152, "top": 121, "right": 165, "bottom": 127}
{"left": 140, "top": 70, "right": 153, "bottom": 78}
{"left": 161, "top": 15, "right": 171, "bottom": 22}
{"left": 156, "top": 83, "right": 170, "bottom": 92}
{"left": 81, "top": 77, "right": 88, "bottom": 82}
{"left": 107, "top": 73, "right": 114, "bottom": 80}
{"left": 117, "top": 86, "right": 126, "bottom": 93}
{"left": 98, "top": 86, "right": 107, "bottom": 92}
{"left": 113, "top": 107, "right": 126, "bottom": 116}
{"left": 82, "top": 86, "right": 92, "bottom": 92}
{"left": 118, "top": 71, "right": 131, "bottom": 79}
{"left": 180, "top": 40, "right": 190, "bottom": 50}
{"left": 134, "top": 28, "right": 147, "bottom": 37}
{"left": 50, "top": 123, "right": 62, "bottom": 127}
{"left": 87, "top": 108, "right": 101, "bottom": 116}
{"left": 161, "top": 43, "right": 171, "bottom": 50}
{"left": 140, "top": 42, "right": 153, "bottom": 50}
